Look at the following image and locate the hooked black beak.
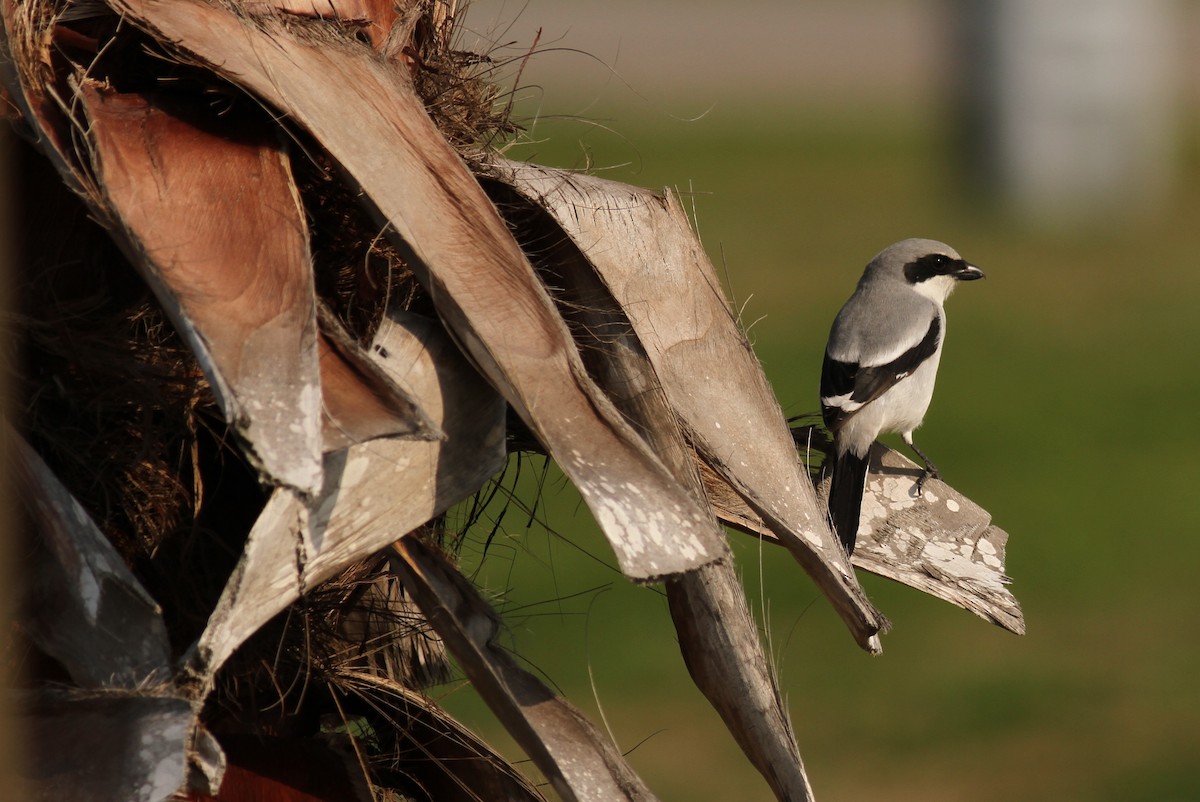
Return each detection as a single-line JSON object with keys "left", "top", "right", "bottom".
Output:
{"left": 955, "top": 261, "right": 985, "bottom": 281}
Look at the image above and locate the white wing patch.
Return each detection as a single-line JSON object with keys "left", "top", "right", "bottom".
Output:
{"left": 822, "top": 392, "right": 862, "bottom": 413}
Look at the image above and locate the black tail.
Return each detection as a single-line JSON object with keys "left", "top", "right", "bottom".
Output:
{"left": 827, "top": 450, "right": 869, "bottom": 554}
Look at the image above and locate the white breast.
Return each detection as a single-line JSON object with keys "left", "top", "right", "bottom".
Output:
{"left": 836, "top": 335, "right": 944, "bottom": 458}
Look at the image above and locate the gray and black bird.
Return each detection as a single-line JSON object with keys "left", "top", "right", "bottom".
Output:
{"left": 820, "top": 238, "right": 984, "bottom": 554}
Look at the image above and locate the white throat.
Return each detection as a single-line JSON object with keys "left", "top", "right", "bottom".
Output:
{"left": 911, "top": 274, "right": 957, "bottom": 304}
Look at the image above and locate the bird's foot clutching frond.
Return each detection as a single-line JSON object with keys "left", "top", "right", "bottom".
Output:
{"left": 915, "top": 465, "right": 941, "bottom": 495}
{"left": 905, "top": 439, "right": 940, "bottom": 495}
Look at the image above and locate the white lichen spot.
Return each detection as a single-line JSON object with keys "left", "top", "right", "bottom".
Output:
{"left": 583, "top": 479, "right": 710, "bottom": 569}
{"left": 862, "top": 477, "right": 915, "bottom": 521}
{"left": 299, "top": 384, "right": 322, "bottom": 423}
{"left": 799, "top": 528, "right": 825, "bottom": 550}
{"left": 974, "top": 538, "right": 1003, "bottom": 569}
{"left": 946, "top": 499, "right": 960, "bottom": 513}
{"left": 343, "top": 452, "right": 372, "bottom": 488}
{"left": 138, "top": 717, "right": 189, "bottom": 802}
{"left": 278, "top": 441, "right": 321, "bottom": 492}
{"left": 923, "top": 490, "right": 939, "bottom": 504}
{"left": 676, "top": 539, "right": 703, "bottom": 562}
{"left": 79, "top": 568, "right": 102, "bottom": 624}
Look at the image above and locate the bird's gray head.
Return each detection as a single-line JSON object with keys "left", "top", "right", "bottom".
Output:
{"left": 864, "top": 238, "right": 985, "bottom": 303}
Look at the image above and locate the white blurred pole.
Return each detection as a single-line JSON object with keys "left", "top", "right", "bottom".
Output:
{"left": 962, "top": 0, "right": 1177, "bottom": 222}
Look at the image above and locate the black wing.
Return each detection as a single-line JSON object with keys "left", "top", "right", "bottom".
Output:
{"left": 821, "top": 315, "right": 941, "bottom": 432}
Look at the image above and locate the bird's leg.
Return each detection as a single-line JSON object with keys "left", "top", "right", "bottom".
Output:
{"left": 902, "top": 433, "right": 940, "bottom": 494}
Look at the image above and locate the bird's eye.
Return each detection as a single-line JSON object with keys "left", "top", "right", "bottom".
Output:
{"left": 929, "top": 254, "right": 949, "bottom": 266}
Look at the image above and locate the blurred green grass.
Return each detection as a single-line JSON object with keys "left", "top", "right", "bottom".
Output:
{"left": 435, "top": 108, "right": 1200, "bottom": 801}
